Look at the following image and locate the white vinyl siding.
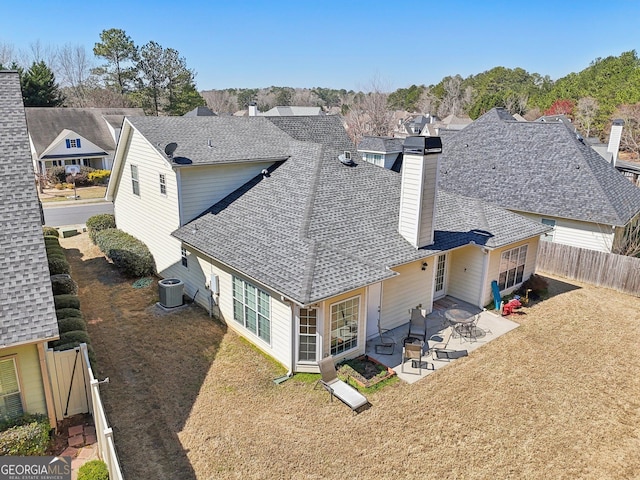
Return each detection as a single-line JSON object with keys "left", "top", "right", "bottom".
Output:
{"left": 380, "top": 260, "right": 434, "bottom": 331}
{"left": 446, "top": 246, "right": 484, "bottom": 306}
{"left": 180, "top": 162, "right": 276, "bottom": 223}
{"left": 519, "top": 212, "right": 615, "bottom": 253}
{"left": 113, "top": 129, "right": 181, "bottom": 276}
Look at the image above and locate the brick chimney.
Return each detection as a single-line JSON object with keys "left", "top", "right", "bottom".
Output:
{"left": 607, "top": 119, "right": 624, "bottom": 167}
{"left": 398, "top": 136, "right": 442, "bottom": 249}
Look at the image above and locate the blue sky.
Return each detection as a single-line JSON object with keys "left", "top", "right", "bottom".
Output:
{"left": 2, "top": 0, "right": 639, "bottom": 92}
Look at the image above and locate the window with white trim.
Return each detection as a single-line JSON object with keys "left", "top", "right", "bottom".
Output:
{"left": 159, "top": 173, "right": 166, "bottom": 195}
{"left": 65, "top": 138, "right": 81, "bottom": 148}
{"left": 330, "top": 296, "right": 359, "bottom": 355}
{"left": 298, "top": 308, "right": 318, "bottom": 362}
{"left": 0, "top": 358, "right": 23, "bottom": 422}
{"left": 498, "top": 245, "right": 528, "bottom": 291}
{"left": 131, "top": 164, "right": 140, "bottom": 196}
{"left": 232, "top": 276, "right": 271, "bottom": 343}
{"left": 541, "top": 218, "right": 556, "bottom": 242}
{"left": 181, "top": 247, "right": 188, "bottom": 268}
{"left": 363, "top": 153, "right": 384, "bottom": 167}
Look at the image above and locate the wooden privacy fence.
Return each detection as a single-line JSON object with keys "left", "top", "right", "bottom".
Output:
{"left": 536, "top": 242, "right": 640, "bottom": 296}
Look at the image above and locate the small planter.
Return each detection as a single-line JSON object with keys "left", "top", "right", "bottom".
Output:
{"left": 337, "top": 355, "right": 395, "bottom": 388}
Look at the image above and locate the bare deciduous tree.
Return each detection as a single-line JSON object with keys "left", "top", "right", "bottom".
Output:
{"left": 613, "top": 214, "right": 640, "bottom": 257}
{"left": 0, "top": 42, "right": 17, "bottom": 67}
{"left": 575, "top": 97, "right": 599, "bottom": 138}
{"left": 202, "top": 90, "right": 236, "bottom": 114}
{"left": 437, "top": 75, "right": 473, "bottom": 117}
{"left": 57, "top": 44, "right": 94, "bottom": 106}
{"left": 613, "top": 103, "right": 640, "bottom": 158}
{"left": 344, "top": 77, "right": 394, "bottom": 145}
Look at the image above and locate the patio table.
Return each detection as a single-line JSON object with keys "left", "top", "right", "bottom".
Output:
{"left": 444, "top": 308, "right": 476, "bottom": 325}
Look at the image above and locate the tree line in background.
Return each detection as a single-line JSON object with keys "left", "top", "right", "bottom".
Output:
{"left": 2, "top": 35, "right": 640, "bottom": 155}
{"left": 0, "top": 29, "right": 205, "bottom": 116}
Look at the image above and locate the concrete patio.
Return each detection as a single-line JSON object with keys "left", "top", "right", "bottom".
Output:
{"left": 365, "top": 298, "right": 520, "bottom": 384}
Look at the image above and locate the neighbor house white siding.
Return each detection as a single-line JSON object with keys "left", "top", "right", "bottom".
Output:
{"left": 380, "top": 259, "right": 435, "bottom": 331}
{"left": 446, "top": 245, "right": 485, "bottom": 307}
{"left": 112, "top": 129, "right": 182, "bottom": 276}
{"left": 180, "top": 162, "right": 276, "bottom": 223}
{"left": 519, "top": 212, "right": 615, "bottom": 253}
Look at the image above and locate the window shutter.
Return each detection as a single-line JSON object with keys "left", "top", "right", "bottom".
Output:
{"left": 65, "top": 139, "right": 70, "bottom": 148}
{"left": 76, "top": 138, "right": 81, "bottom": 148}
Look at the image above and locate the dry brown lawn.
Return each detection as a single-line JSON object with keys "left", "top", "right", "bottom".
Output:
{"left": 61, "top": 233, "right": 640, "bottom": 480}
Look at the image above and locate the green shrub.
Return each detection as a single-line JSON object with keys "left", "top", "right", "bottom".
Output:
{"left": 46, "top": 244, "right": 65, "bottom": 255}
{"left": 42, "top": 226, "right": 59, "bottom": 237}
{"left": 51, "top": 274, "right": 78, "bottom": 295}
{"left": 0, "top": 413, "right": 47, "bottom": 434}
{"left": 46, "top": 252, "right": 66, "bottom": 263}
{"left": 78, "top": 459, "right": 109, "bottom": 480}
{"left": 54, "top": 294, "right": 80, "bottom": 310}
{"left": 94, "top": 228, "right": 155, "bottom": 277}
{"left": 0, "top": 416, "right": 50, "bottom": 456}
{"left": 50, "top": 330, "right": 90, "bottom": 349}
{"left": 86, "top": 214, "right": 116, "bottom": 243}
{"left": 48, "top": 256, "right": 70, "bottom": 275}
{"left": 47, "top": 165, "right": 95, "bottom": 184}
{"left": 56, "top": 308, "right": 83, "bottom": 320}
{"left": 44, "top": 235, "right": 61, "bottom": 246}
{"left": 58, "top": 317, "right": 87, "bottom": 334}
{"left": 87, "top": 170, "right": 111, "bottom": 185}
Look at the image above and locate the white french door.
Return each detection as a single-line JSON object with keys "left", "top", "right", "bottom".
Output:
{"left": 433, "top": 254, "right": 447, "bottom": 299}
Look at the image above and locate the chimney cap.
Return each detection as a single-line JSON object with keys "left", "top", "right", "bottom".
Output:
{"left": 403, "top": 136, "right": 442, "bottom": 155}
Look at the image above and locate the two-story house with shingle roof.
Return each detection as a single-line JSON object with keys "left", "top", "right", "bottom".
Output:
{"left": 437, "top": 108, "right": 640, "bottom": 253}
{"left": 0, "top": 71, "right": 59, "bottom": 427}
{"left": 25, "top": 107, "right": 144, "bottom": 178}
{"left": 107, "top": 115, "right": 548, "bottom": 373}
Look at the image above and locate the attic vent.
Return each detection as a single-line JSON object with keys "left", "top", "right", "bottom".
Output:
{"left": 339, "top": 152, "right": 355, "bottom": 166}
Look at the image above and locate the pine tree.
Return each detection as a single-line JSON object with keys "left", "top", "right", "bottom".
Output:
{"left": 21, "top": 61, "right": 65, "bottom": 107}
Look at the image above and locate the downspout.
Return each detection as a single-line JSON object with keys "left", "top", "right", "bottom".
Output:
{"left": 479, "top": 247, "right": 490, "bottom": 308}
{"left": 175, "top": 168, "right": 183, "bottom": 226}
{"left": 37, "top": 343, "right": 57, "bottom": 431}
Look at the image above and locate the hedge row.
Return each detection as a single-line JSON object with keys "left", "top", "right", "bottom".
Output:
{"left": 56, "top": 308, "right": 83, "bottom": 319}
{"left": 0, "top": 415, "right": 50, "bottom": 455}
{"left": 86, "top": 214, "right": 116, "bottom": 243}
{"left": 43, "top": 226, "right": 59, "bottom": 238}
{"left": 51, "top": 274, "right": 78, "bottom": 295}
{"left": 54, "top": 294, "right": 80, "bottom": 310}
{"left": 93, "top": 228, "right": 154, "bottom": 277}
{"left": 58, "top": 317, "right": 87, "bottom": 334}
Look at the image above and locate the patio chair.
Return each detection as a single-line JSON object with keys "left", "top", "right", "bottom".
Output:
{"left": 315, "top": 356, "right": 370, "bottom": 412}
{"left": 374, "top": 320, "right": 396, "bottom": 355}
{"left": 401, "top": 342, "right": 432, "bottom": 374}
{"left": 407, "top": 308, "right": 428, "bottom": 343}
{"left": 426, "top": 326, "right": 454, "bottom": 360}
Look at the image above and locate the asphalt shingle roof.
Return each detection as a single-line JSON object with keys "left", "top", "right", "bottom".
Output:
{"left": 439, "top": 108, "right": 640, "bottom": 226}
{"left": 173, "top": 116, "right": 548, "bottom": 305}
{"left": 0, "top": 71, "right": 58, "bottom": 347}
{"left": 357, "top": 136, "right": 404, "bottom": 153}
{"left": 25, "top": 107, "right": 144, "bottom": 157}
{"left": 127, "top": 116, "right": 293, "bottom": 166}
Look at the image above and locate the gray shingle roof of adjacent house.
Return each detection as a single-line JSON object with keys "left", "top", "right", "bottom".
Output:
{"left": 357, "top": 136, "right": 404, "bottom": 153}
{"left": 127, "top": 116, "right": 293, "bottom": 165}
{"left": 25, "top": 107, "right": 144, "bottom": 157}
{"left": 0, "top": 72, "right": 58, "bottom": 347}
{"left": 173, "top": 116, "right": 549, "bottom": 305}
{"left": 439, "top": 108, "right": 640, "bottom": 226}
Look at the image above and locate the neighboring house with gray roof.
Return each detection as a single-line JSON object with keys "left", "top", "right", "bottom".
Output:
{"left": 261, "top": 106, "right": 324, "bottom": 116}
{"left": 107, "top": 115, "right": 548, "bottom": 373}
{"left": 357, "top": 136, "right": 403, "bottom": 170}
{"left": 0, "top": 71, "right": 59, "bottom": 427}
{"left": 438, "top": 108, "right": 640, "bottom": 253}
{"left": 25, "top": 107, "right": 144, "bottom": 178}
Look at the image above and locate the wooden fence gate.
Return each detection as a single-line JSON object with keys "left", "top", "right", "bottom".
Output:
{"left": 45, "top": 347, "right": 91, "bottom": 421}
